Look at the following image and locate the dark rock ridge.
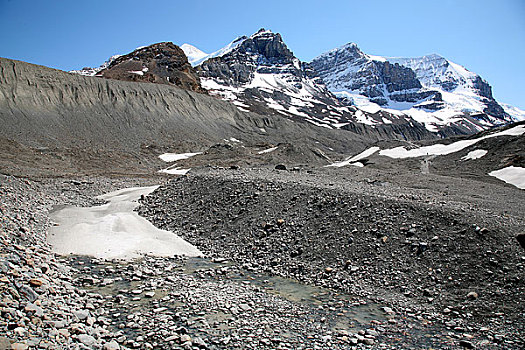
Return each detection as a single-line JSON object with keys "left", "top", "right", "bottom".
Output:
{"left": 97, "top": 42, "right": 205, "bottom": 93}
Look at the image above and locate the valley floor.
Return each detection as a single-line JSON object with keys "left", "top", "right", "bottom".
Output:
{"left": 1, "top": 165, "right": 524, "bottom": 349}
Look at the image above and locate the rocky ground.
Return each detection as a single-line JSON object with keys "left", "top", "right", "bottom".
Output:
{"left": 138, "top": 166, "right": 525, "bottom": 349}
{"left": 1, "top": 164, "right": 524, "bottom": 349}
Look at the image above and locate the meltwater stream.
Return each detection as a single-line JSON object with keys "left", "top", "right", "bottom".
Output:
{"left": 49, "top": 186, "right": 386, "bottom": 335}
{"left": 48, "top": 186, "right": 202, "bottom": 260}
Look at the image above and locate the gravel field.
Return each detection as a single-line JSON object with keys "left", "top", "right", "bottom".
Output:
{"left": 1, "top": 164, "right": 524, "bottom": 349}
{"left": 139, "top": 166, "right": 525, "bottom": 349}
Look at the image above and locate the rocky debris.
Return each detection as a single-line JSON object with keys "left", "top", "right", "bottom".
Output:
{"left": 138, "top": 167, "right": 525, "bottom": 348}
{"left": 98, "top": 42, "right": 206, "bottom": 93}
{"left": 0, "top": 174, "right": 155, "bottom": 349}
{"left": 1, "top": 168, "right": 524, "bottom": 348}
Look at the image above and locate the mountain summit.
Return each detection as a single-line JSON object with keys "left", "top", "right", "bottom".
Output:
{"left": 71, "top": 30, "right": 524, "bottom": 137}
{"left": 192, "top": 29, "right": 362, "bottom": 129}
{"left": 311, "top": 43, "right": 516, "bottom": 133}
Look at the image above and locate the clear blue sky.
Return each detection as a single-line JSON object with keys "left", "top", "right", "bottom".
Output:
{"left": 1, "top": 0, "right": 524, "bottom": 109}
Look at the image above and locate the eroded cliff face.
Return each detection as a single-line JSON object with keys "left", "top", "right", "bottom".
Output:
{"left": 0, "top": 58, "right": 382, "bottom": 171}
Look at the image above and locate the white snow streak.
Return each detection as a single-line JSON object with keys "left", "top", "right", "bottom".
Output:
{"left": 258, "top": 146, "right": 278, "bottom": 154}
{"left": 379, "top": 125, "right": 525, "bottom": 158}
{"left": 461, "top": 150, "right": 487, "bottom": 160}
{"left": 159, "top": 152, "right": 202, "bottom": 162}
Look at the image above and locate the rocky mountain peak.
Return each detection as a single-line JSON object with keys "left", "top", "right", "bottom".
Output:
{"left": 311, "top": 43, "right": 425, "bottom": 107}
{"left": 93, "top": 42, "right": 205, "bottom": 93}
{"left": 312, "top": 43, "right": 516, "bottom": 133}
{"left": 224, "top": 29, "right": 295, "bottom": 65}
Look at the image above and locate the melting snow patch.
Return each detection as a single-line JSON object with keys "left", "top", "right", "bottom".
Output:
{"left": 488, "top": 166, "right": 525, "bottom": 189}
{"left": 462, "top": 149, "right": 487, "bottom": 160}
{"left": 159, "top": 152, "right": 202, "bottom": 162}
{"left": 159, "top": 167, "right": 191, "bottom": 175}
{"left": 326, "top": 147, "right": 379, "bottom": 167}
{"left": 258, "top": 146, "right": 278, "bottom": 154}
{"left": 48, "top": 186, "right": 202, "bottom": 260}
{"left": 128, "top": 70, "right": 144, "bottom": 76}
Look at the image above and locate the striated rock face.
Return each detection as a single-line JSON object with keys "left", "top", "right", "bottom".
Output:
{"left": 96, "top": 42, "right": 205, "bottom": 93}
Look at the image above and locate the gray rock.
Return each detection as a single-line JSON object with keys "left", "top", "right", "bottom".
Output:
{"left": 18, "top": 285, "right": 38, "bottom": 302}
{"left": 103, "top": 340, "right": 120, "bottom": 350}
{"left": 77, "top": 334, "right": 97, "bottom": 346}
{"left": 73, "top": 309, "right": 90, "bottom": 320}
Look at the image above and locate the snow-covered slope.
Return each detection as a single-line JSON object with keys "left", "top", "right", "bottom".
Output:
{"left": 501, "top": 103, "right": 525, "bottom": 121}
{"left": 311, "top": 44, "right": 515, "bottom": 134}
{"left": 180, "top": 44, "right": 208, "bottom": 66}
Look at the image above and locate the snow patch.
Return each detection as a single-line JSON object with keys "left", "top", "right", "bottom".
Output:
{"left": 258, "top": 146, "right": 278, "bottom": 154}
{"left": 489, "top": 166, "right": 525, "bottom": 189}
{"left": 326, "top": 146, "right": 380, "bottom": 167}
{"left": 462, "top": 149, "right": 487, "bottom": 160}
{"left": 159, "top": 167, "right": 191, "bottom": 175}
{"left": 159, "top": 152, "right": 202, "bottom": 162}
{"left": 48, "top": 186, "right": 202, "bottom": 260}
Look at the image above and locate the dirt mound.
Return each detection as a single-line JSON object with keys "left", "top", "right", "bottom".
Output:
{"left": 99, "top": 42, "right": 206, "bottom": 93}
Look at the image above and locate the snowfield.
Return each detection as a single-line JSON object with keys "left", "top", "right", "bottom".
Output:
{"left": 489, "top": 166, "right": 525, "bottom": 189}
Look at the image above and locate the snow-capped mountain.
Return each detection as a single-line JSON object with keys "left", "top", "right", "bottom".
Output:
{"left": 311, "top": 43, "right": 515, "bottom": 133}
{"left": 70, "top": 30, "right": 521, "bottom": 138}
{"left": 188, "top": 29, "right": 431, "bottom": 133}
{"left": 191, "top": 29, "right": 358, "bottom": 129}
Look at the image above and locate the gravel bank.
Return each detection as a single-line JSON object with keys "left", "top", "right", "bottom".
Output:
{"left": 139, "top": 166, "right": 525, "bottom": 348}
